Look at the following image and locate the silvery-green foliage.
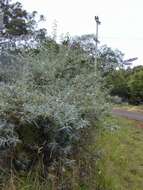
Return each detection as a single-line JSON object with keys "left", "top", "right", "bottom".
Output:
{"left": 0, "top": 40, "right": 109, "bottom": 152}
{"left": 0, "top": 120, "right": 20, "bottom": 150}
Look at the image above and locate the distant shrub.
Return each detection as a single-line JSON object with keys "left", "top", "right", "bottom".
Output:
{"left": 111, "top": 96, "right": 122, "bottom": 104}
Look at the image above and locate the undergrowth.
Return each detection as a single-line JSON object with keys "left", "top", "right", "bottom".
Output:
{"left": 1, "top": 125, "right": 99, "bottom": 190}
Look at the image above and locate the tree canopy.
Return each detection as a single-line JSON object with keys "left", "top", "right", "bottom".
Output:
{"left": 106, "top": 65, "right": 143, "bottom": 104}
{"left": 0, "top": 0, "right": 38, "bottom": 36}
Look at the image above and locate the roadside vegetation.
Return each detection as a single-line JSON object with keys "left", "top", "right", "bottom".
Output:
{"left": 106, "top": 66, "right": 143, "bottom": 105}
{"left": 0, "top": 1, "right": 110, "bottom": 189}
{"left": 0, "top": 1, "right": 143, "bottom": 190}
{"left": 95, "top": 116, "right": 143, "bottom": 190}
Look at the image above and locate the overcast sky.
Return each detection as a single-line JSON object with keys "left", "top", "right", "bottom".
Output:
{"left": 19, "top": 0, "right": 143, "bottom": 66}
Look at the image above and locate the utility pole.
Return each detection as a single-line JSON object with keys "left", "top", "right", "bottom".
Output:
{"left": 94, "top": 16, "right": 101, "bottom": 69}
{"left": 0, "top": 7, "right": 4, "bottom": 34}
{"left": 94, "top": 16, "right": 101, "bottom": 53}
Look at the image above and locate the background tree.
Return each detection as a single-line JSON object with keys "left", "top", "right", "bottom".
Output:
{"left": 66, "top": 35, "right": 124, "bottom": 76}
{"left": 0, "top": 0, "right": 39, "bottom": 36}
{"left": 0, "top": 0, "right": 47, "bottom": 85}
{"left": 105, "top": 65, "right": 143, "bottom": 105}
{"left": 128, "top": 68, "right": 143, "bottom": 104}
{"left": 106, "top": 69, "right": 130, "bottom": 101}
{"left": 97, "top": 45, "right": 124, "bottom": 76}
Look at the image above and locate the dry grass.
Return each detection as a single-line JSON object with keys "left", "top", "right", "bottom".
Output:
{"left": 114, "top": 104, "right": 143, "bottom": 113}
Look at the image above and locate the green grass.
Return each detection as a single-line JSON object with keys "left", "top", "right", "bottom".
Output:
{"left": 95, "top": 116, "right": 143, "bottom": 190}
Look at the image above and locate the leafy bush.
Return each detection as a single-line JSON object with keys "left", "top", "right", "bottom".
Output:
{"left": 128, "top": 69, "right": 143, "bottom": 104}
{"left": 111, "top": 96, "right": 122, "bottom": 104}
{"left": 105, "top": 66, "right": 143, "bottom": 105}
{"left": 0, "top": 39, "right": 109, "bottom": 180}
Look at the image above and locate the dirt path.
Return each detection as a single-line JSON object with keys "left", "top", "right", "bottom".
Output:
{"left": 113, "top": 108, "right": 143, "bottom": 122}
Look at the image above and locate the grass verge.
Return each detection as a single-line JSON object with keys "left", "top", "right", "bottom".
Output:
{"left": 95, "top": 116, "right": 143, "bottom": 190}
